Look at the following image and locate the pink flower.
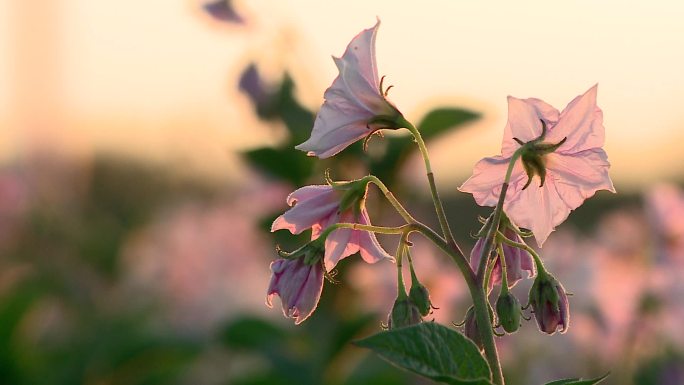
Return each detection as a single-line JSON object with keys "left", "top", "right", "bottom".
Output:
{"left": 271, "top": 184, "right": 392, "bottom": 271}
{"left": 459, "top": 85, "right": 615, "bottom": 246}
{"left": 470, "top": 227, "right": 535, "bottom": 289}
{"left": 295, "top": 19, "right": 403, "bottom": 158}
{"left": 266, "top": 258, "right": 324, "bottom": 325}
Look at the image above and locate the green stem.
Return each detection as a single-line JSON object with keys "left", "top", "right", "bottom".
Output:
{"left": 407, "top": 225, "right": 504, "bottom": 385}
{"left": 497, "top": 242, "right": 510, "bottom": 295}
{"left": 395, "top": 233, "right": 408, "bottom": 298}
{"left": 365, "top": 175, "right": 417, "bottom": 224}
{"left": 320, "top": 223, "right": 409, "bottom": 238}
{"left": 469, "top": 147, "right": 524, "bottom": 385}
{"left": 404, "top": 121, "right": 457, "bottom": 247}
{"left": 498, "top": 232, "right": 547, "bottom": 277}
{"left": 400, "top": 118, "right": 505, "bottom": 385}
{"left": 475, "top": 147, "right": 524, "bottom": 284}
{"left": 483, "top": 254, "right": 496, "bottom": 294}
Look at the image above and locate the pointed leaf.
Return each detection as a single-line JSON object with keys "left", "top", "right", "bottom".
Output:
{"left": 242, "top": 146, "right": 314, "bottom": 185}
{"left": 354, "top": 322, "right": 492, "bottom": 385}
{"left": 417, "top": 108, "right": 480, "bottom": 140}
{"left": 544, "top": 373, "right": 609, "bottom": 385}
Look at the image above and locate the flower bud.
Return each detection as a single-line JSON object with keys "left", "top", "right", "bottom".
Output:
{"left": 387, "top": 297, "right": 422, "bottom": 329}
{"left": 463, "top": 305, "right": 494, "bottom": 351}
{"left": 496, "top": 291, "right": 521, "bottom": 333}
{"left": 463, "top": 307, "right": 482, "bottom": 350}
{"left": 528, "top": 273, "right": 569, "bottom": 334}
{"left": 408, "top": 283, "right": 433, "bottom": 317}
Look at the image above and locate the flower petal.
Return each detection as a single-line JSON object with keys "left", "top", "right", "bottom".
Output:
{"left": 285, "top": 185, "right": 335, "bottom": 206}
{"left": 501, "top": 97, "right": 559, "bottom": 157}
{"left": 295, "top": 19, "right": 401, "bottom": 158}
{"left": 322, "top": 211, "right": 360, "bottom": 271}
{"left": 357, "top": 209, "right": 393, "bottom": 264}
{"left": 333, "top": 19, "right": 382, "bottom": 106}
{"left": 504, "top": 177, "right": 570, "bottom": 247}
{"left": 546, "top": 149, "right": 615, "bottom": 209}
{"left": 292, "top": 262, "right": 324, "bottom": 324}
{"left": 458, "top": 156, "right": 524, "bottom": 207}
{"left": 272, "top": 186, "right": 339, "bottom": 234}
{"left": 295, "top": 95, "right": 371, "bottom": 158}
{"left": 547, "top": 85, "right": 605, "bottom": 154}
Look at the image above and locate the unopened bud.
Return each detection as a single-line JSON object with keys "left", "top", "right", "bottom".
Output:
{"left": 463, "top": 307, "right": 482, "bottom": 350}
{"left": 409, "top": 283, "right": 433, "bottom": 317}
{"left": 496, "top": 291, "right": 521, "bottom": 333}
{"left": 463, "top": 305, "right": 494, "bottom": 351}
{"left": 528, "top": 273, "right": 569, "bottom": 334}
{"left": 387, "top": 297, "right": 422, "bottom": 329}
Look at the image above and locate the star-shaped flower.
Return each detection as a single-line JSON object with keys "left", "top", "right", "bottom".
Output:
{"left": 460, "top": 85, "right": 615, "bottom": 246}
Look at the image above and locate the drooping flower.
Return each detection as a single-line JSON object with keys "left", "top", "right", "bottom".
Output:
{"left": 271, "top": 183, "right": 392, "bottom": 271}
{"left": 470, "top": 227, "right": 535, "bottom": 289}
{"left": 528, "top": 272, "right": 570, "bottom": 334}
{"left": 459, "top": 85, "right": 615, "bottom": 246}
{"left": 266, "top": 257, "right": 324, "bottom": 325}
{"left": 295, "top": 19, "right": 404, "bottom": 158}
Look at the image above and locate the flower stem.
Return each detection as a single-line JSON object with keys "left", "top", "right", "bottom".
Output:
{"left": 403, "top": 120, "right": 457, "bottom": 247}
{"left": 365, "top": 175, "right": 417, "bottom": 224}
{"left": 475, "top": 147, "right": 524, "bottom": 284}
{"left": 323, "top": 223, "right": 410, "bottom": 237}
{"left": 470, "top": 147, "right": 524, "bottom": 385}
{"left": 497, "top": 242, "right": 510, "bottom": 295}
{"left": 399, "top": 118, "right": 506, "bottom": 384}
{"left": 498, "top": 232, "right": 547, "bottom": 277}
{"left": 395, "top": 233, "right": 408, "bottom": 298}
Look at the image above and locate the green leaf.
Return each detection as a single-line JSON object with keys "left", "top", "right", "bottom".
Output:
{"left": 221, "top": 316, "right": 287, "bottom": 350}
{"left": 354, "top": 322, "right": 492, "bottom": 385}
{"left": 243, "top": 146, "right": 314, "bottom": 185}
{"left": 544, "top": 373, "right": 609, "bottom": 385}
{"left": 417, "top": 108, "right": 480, "bottom": 140}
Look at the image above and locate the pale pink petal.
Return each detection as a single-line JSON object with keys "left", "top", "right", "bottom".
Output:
{"left": 357, "top": 209, "right": 393, "bottom": 264}
{"left": 324, "top": 227, "right": 359, "bottom": 271}
{"left": 285, "top": 185, "right": 335, "bottom": 206}
{"left": 546, "top": 150, "right": 615, "bottom": 209}
{"left": 271, "top": 186, "right": 339, "bottom": 234}
{"left": 504, "top": 178, "right": 570, "bottom": 247}
{"left": 547, "top": 85, "right": 604, "bottom": 154}
{"left": 458, "top": 156, "right": 524, "bottom": 207}
{"left": 332, "top": 56, "right": 384, "bottom": 114}
{"left": 295, "top": 95, "right": 371, "bottom": 158}
{"left": 295, "top": 19, "right": 401, "bottom": 158}
{"left": 266, "top": 258, "right": 324, "bottom": 324}
{"left": 501, "top": 97, "right": 559, "bottom": 157}
{"left": 322, "top": 211, "right": 362, "bottom": 271}
{"left": 292, "top": 262, "right": 324, "bottom": 324}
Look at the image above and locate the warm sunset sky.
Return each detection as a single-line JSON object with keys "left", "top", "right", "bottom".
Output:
{"left": 2, "top": 0, "right": 684, "bottom": 188}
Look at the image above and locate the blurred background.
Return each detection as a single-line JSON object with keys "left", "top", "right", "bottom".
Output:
{"left": 1, "top": 0, "right": 683, "bottom": 384}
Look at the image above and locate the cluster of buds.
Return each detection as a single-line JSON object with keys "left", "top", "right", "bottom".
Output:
{"left": 466, "top": 212, "right": 571, "bottom": 339}
{"left": 386, "top": 246, "right": 435, "bottom": 329}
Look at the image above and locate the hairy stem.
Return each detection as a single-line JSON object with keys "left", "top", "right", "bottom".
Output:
{"left": 498, "top": 232, "right": 546, "bottom": 277}
{"left": 365, "top": 175, "right": 417, "bottom": 224}
{"left": 404, "top": 121, "right": 457, "bottom": 247}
